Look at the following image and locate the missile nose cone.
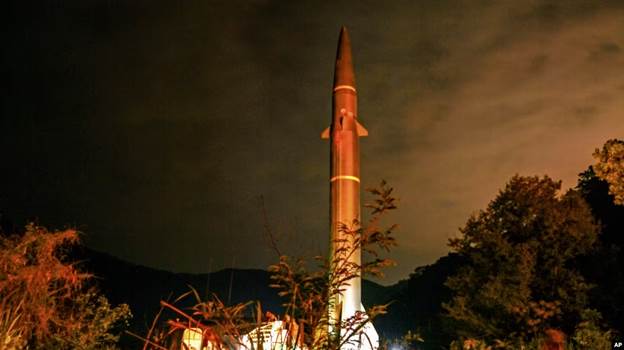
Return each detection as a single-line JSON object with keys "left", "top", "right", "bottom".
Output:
{"left": 334, "top": 26, "right": 356, "bottom": 89}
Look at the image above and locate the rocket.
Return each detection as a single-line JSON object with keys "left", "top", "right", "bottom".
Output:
{"left": 321, "top": 27, "right": 379, "bottom": 349}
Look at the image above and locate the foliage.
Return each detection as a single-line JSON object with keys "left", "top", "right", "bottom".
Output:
{"left": 449, "top": 338, "right": 491, "bottom": 350}
{"left": 272, "top": 180, "right": 397, "bottom": 349}
{"left": 139, "top": 181, "right": 399, "bottom": 350}
{"left": 268, "top": 180, "right": 397, "bottom": 349}
{"left": 570, "top": 309, "right": 611, "bottom": 350}
{"left": 593, "top": 139, "right": 624, "bottom": 205}
{"left": 444, "top": 175, "right": 600, "bottom": 347}
{"left": 0, "top": 296, "right": 26, "bottom": 350}
{"left": 39, "top": 292, "right": 132, "bottom": 350}
{"left": 576, "top": 166, "right": 624, "bottom": 335}
{"left": 0, "top": 224, "right": 131, "bottom": 350}
{"left": 380, "top": 330, "right": 425, "bottom": 350}
{"left": 448, "top": 315, "right": 612, "bottom": 350}
{"left": 576, "top": 166, "right": 624, "bottom": 246}
{"left": 133, "top": 288, "right": 257, "bottom": 349}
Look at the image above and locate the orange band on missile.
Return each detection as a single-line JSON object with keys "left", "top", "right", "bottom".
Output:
{"left": 330, "top": 175, "right": 360, "bottom": 183}
{"left": 333, "top": 85, "right": 356, "bottom": 93}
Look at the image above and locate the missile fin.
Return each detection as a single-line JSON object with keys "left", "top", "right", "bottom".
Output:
{"left": 356, "top": 120, "right": 368, "bottom": 137}
{"left": 321, "top": 127, "right": 331, "bottom": 139}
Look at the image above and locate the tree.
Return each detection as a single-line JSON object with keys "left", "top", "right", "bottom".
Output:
{"left": 0, "top": 224, "right": 131, "bottom": 349}
{"left": 593, "top": 139, "right": 624, "bottom": 205}
{"left": 577, "top": 166, "right": 624, "bottom": 336}
{"left": 444, "top": 175, "right": 601, "bottom": 347}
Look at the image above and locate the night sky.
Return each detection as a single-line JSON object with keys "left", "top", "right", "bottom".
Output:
{"left": 3, "top": 1, "right": 624, "bottom": 284}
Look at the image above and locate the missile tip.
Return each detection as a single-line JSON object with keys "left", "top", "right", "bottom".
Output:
{"left": 334, "top": 26, "right": 355, "bottom": 89}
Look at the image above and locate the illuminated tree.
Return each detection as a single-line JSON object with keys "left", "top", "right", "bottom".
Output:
{"left": 0, "top": 224, "right": 131, "bottom": 350}
{"left": 593, "top": 139, "right": 624, "bottom": 205}
{"left": 444, "top": 176, "right": 601, "bottom": 347}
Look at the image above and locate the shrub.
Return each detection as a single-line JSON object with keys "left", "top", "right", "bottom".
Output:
{"left": 0, "top": 224, "right": 131, "bottom": 349}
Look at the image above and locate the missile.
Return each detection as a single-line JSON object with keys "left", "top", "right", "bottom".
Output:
{"left": 321, "top": 27, "right": 378, "bottom": 349}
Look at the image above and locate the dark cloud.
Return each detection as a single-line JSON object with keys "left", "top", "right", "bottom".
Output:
{"left": 600, "top": 42, "right": 621, "bottom": 54}
{"left": 3, "top": 0, "right": 624, "bottom": 283}
{"left": 588, "top": 42, "right": 622, "bottom": 62}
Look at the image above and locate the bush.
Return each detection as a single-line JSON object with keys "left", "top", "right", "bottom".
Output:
{"left": 0, "top": 224, "right": 131, "bottom": 349}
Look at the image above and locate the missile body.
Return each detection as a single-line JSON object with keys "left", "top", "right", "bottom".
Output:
{"left": 321, "top": 27, "right": 378, "bottom": 350}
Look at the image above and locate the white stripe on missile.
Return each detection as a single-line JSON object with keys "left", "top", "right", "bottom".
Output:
{"left": 330, "top": 175, "right": 360, "bottom": 183}
{"left": 333, "top": 85, "right": 356, "bottom": 92}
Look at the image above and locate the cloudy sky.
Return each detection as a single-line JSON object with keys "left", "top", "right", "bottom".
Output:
{"left": 3, "top": 0, "right": 624, "bottom": 283}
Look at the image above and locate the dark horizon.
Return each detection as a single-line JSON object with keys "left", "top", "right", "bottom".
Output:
{"left": 3, "top": 0, "right": 624, "bottom": 284}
